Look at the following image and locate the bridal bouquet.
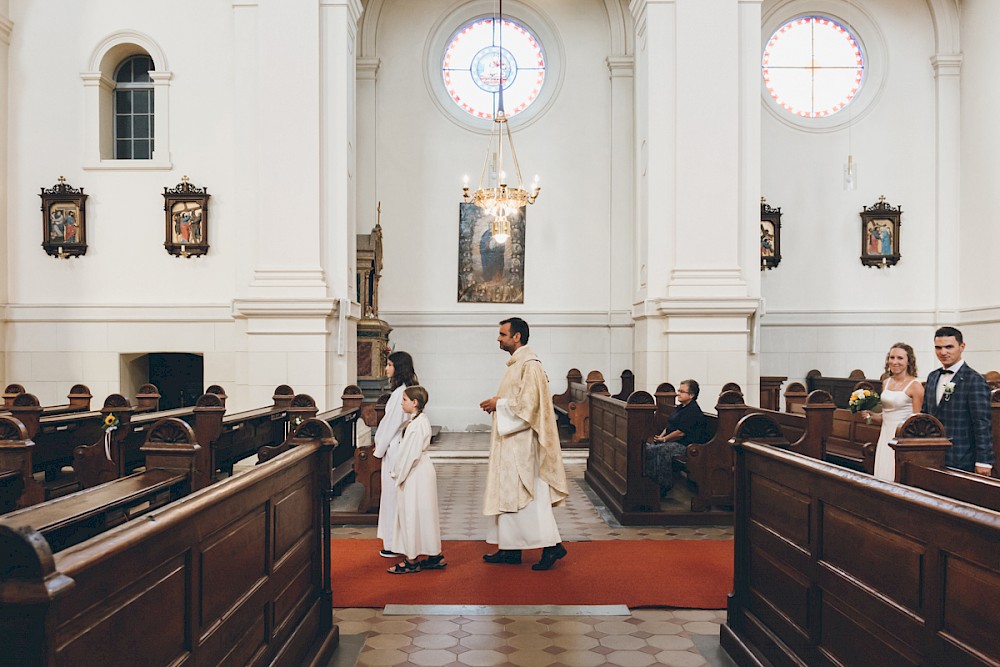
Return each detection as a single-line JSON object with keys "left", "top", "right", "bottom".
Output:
{"left": 849, "top": 388, "right": 881, "bottom": 424}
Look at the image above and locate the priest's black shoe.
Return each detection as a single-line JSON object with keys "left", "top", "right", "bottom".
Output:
{"left": 483, "top": 549, "right": 522, "bottom": 564}
{"left": 532, "top": 543, "right": 567, "bottom": 571}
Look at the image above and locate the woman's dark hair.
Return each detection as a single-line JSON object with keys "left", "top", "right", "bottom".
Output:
{"left": 388, "top": 351, "right": 418, "bottom": 390}
{"left": 404, "top": 385, "right": 429, "bottom": 414}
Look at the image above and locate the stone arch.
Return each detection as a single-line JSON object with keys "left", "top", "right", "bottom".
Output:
{"left": 924, "top": 0, "right": 960, "bottom": 54}
{"left": 87, "top": 29, "right": 168, "bottom": 74}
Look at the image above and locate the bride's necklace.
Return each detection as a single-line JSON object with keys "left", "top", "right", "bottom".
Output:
{"left": 887, "top": 374, "right": 908, "bottom": 391}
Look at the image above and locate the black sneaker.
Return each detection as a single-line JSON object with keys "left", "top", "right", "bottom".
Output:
{"left": 380, "top": 549, "right": 401, "bottom": 558}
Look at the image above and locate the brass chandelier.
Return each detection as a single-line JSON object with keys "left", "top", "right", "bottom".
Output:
{"left": 461, "top": 0, "right": 540, "bottom": 244}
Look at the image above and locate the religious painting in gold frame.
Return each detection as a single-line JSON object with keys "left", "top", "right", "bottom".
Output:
{"left": 860, "top": 196, "right": 901, "bottom": 269}
{"left": 163, "top": 176, "right": 210, "bottom": 258}
{"left": 458, "top": 203, "right": 525, "bottom": 303}
{"left": 40, "top": 177, "right": 88, "bottom": 259}
{"left": 760, "top": 198, "right": 781, "bottom": 270}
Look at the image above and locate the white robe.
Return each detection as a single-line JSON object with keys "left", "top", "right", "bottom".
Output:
{"left": 483, "top": 346, "right": 566, "bottom": 550}
{"left": 374, "top": 384, "right": 407, "bottom": 551}
{"left": 390, "top": 413, "right": 442, "bottom": 559}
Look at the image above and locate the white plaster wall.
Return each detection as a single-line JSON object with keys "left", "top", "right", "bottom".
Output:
{"left": 387, "top": 313, "right": 634, "bottom": 429}
{"left": 371, "top": 0, "right": 635, "bottom": 428}
{"left": 3, "top": 0, "right": 241, "bottom": 407}
{"left": 759, "top": 0, "right": 942, "bottom": 382}
{"left": 959, "top": 0, "right": 1000, "bottom": 365}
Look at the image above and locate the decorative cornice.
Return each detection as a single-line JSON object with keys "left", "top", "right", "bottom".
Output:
{"left": 0, "top": 15, "right": 13, "bottom": 46}
{"left": 606, "top": 56, "right": 634, "bottom": 78}
{"left": 232, "top": 298, "right": 338, "bottom": 319}
{"left": 930, "top": 53, "right": 962, "bottom": 78}
{"left": 4, "top": 304, "right": 231, "bottom": 323}
{"left": 356, "top": 57, "right": 381, "bottom": 81}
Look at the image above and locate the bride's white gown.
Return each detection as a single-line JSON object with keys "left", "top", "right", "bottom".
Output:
{"left": 874, "top": 379, "right": 917, "bottom": 481}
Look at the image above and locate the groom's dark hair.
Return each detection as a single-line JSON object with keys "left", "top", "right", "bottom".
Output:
{"left": 935, "top": 326, "right": 963, "bottom": 343}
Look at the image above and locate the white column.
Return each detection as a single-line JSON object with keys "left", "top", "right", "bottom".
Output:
{"left": 607, "top": 55, "right": 635, "bottom": 313}
{"left": 0, "top": 10, "right": 11, "bottom": 379}
{"left": 320, "top": 0, "right": 364, "bottom": 400}
{"left": 631, "top": 0, "right": 761, "bottom": 401}
{"left": 356, "top": 57, "right": 380, "bottom": 233}
{"left": 931, "top": 54, "right": 961, "bottom": 322}
{"left": 230, "top": 0, "right": 342, "bottom": 409}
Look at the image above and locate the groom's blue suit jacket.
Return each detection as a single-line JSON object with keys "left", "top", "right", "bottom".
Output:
{"left": 921, "top": 363, "right": 994, "bottom": 471}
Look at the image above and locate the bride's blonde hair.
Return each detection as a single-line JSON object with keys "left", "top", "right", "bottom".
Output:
{"left": 884, "top": 342, "right": 918, "bottom": 378}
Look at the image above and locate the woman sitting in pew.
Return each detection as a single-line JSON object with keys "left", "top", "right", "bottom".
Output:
{"left": 387, "top": 386, "right": 445, "bottom": 574}
{"left": 862, "top": 342, "right": 924, "bottom": 481}
{"left": 646, "top": 379, "right": 709, "bottom": 494}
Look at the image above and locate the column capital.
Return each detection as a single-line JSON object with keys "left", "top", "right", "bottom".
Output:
{"left": 357, "top": 57, "right": 381, "bottom": 81}
{"left": 321, "top": 0, "right": 363, "bottom": 26}
{"left": 606, "top": 56, "right": 634, "bottom": 78}
{"left": 930, "top": 53, "right": 962, "bottom": 77}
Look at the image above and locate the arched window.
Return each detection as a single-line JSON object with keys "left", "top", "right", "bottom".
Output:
{"left": 114, "top": 55, "right": 155, "bottom": 159}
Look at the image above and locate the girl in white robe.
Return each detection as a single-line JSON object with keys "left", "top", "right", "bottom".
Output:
{"left": 374, "top": 351, "right": 419, "bottom": 557}
{"left": 388, "top": 386, "right": 445, "bottom": 574}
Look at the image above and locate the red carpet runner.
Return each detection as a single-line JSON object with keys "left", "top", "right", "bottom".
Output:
{"left": 331, "top": 539, "right": 733, "bottom": 609}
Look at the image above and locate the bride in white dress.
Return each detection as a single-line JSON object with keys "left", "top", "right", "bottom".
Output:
{"left": 862, "top": 343, "right": 925, "bottom": 481}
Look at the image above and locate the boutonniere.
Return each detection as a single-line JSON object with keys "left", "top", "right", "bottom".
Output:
{"left": 943, "top": 381, "right": 956, "bottom": 401}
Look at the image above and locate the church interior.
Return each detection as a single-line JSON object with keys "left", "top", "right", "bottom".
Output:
{"left": 0, "top": 0, "right": 999, "bottom": 665}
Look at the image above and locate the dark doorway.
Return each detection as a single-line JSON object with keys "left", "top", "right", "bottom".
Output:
{"left": 148, "top": 353, "right": 204, "bottom": 410}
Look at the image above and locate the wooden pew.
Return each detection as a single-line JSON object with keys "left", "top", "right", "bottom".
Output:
{"left": 783, "top": 380, "right": 808, "bottom": 412}
{"left": 610, "top": 369, "right": 635, "bottom": 401}
{"left": 551, "top": 370, "right": 608, "bottom": 444}
{"left": 0, "top": 416, "right": 46, "bottom": 514}
{"left": 805, "top": 368, "right": 882, "bottom": 408}
{"left": 585, "top": 386, "right": 750, "bottom": 524}
{"left": 759, "top": 376, "right": 787, "bottom": 411}
{"left": 0, "top": 418, "right": 339, "bottom": 667}
{"left": 1, "top": 383, "right": 93, "bottom": 416}
{"left": 722, "top": 415, "right": 1000, "bottom": 667}
{"left": 0, "top": 417, "right": 206, "bottom": 552}
{"left": 552, "top": 368, "right": 583, "bottom": 418}
{"left": 889, "top": 413, "right": 1000, "bottom": 506}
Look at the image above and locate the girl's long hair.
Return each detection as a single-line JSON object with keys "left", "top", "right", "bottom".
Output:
{"left": 389, "top": 351, "right": 418, "bottom": 390}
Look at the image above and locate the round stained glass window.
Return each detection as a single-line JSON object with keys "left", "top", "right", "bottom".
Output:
{"left": 762, "top": 16, "right": 864, "bottom": 118}
{"left": 442, "top": 17, "right": 546, "bottom": 120}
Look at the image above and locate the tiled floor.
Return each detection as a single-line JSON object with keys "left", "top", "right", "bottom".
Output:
{"left": 331, "top": 432, "right": 735, "bottom": 667}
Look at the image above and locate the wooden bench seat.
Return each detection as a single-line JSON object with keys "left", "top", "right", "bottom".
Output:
{"left": 551, "top": 370, "right": 608, "bottom": 444}
{"left": 0, "top": 419, "right": 338, "bottom": 667}
{"left": 723, "top": 414, "right": 1000, "bottom": 667}
{"left": 0, "top": 417, "right": 204, "bottom": 551}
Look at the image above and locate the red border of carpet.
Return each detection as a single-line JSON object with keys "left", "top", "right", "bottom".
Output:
{"left": 331, "top": 540, "right": 733, "bottom": 609}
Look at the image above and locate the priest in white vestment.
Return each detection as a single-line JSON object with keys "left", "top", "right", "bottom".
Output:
{"left": 480, "top": 317, "right": 569, "bottom": 570}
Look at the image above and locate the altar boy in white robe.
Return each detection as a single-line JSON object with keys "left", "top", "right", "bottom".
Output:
{"left": 387, "top": 386, "right": 446, "bottom": 574}
{"left": 480, "top": 318, "right": 570, "bottom": 571}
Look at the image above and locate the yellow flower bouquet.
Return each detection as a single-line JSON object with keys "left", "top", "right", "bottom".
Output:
{"left": 848, "top": 388, "right": 881, "bottom": 424}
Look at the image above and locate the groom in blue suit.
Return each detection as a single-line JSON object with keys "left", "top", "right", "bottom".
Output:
{"left": 921, "top": 326, "right": 994, "bottom": 474}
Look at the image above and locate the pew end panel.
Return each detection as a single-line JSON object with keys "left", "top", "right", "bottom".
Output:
{"left": 0, "top": 416, "right": 46, "bottom": 513}
{"left": 684, "top": 390, "right": 748, "bottom": 512}
{"left": 611, "top": 370, "right": 635, "bottom": 401}
{"left": 724, "top": 427, "right": 1000, "bottom": 667}
{"left": 134, "top": 383, "right": 161, "bottom": 412}
{"left": 0, "top": 425, "right": 339, "bottom": 667}
{"left": 585, "top": 391, "right": 660, "bottom": 521}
